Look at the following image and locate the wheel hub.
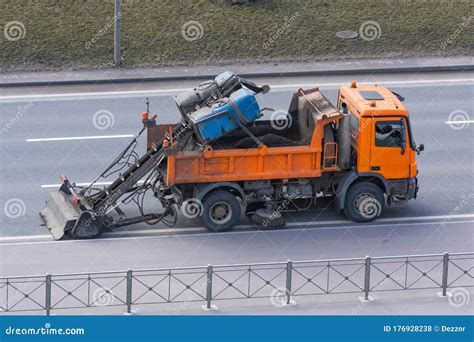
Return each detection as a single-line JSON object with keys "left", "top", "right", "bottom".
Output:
{"left": 354, "top": 193, "right": 381, "bottom": 219}
{"left": 210, "top": 202, "right": 232, "bottom": 224}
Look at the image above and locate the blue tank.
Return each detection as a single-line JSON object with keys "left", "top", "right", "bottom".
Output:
{"left": 188, "top": 88, "right": 261, "bottom": 143}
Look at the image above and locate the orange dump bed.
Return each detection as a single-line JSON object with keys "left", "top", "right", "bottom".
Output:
{"left": 164, "top": 88, "right": 342, "bottom": 186}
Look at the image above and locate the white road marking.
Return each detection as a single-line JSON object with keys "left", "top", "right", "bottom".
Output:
{"left": 41, "top": 181, "right": 112, "bottom": 188}
{"left": 41, "top": 180, "right": 145, "bottom": 188}
{"left": 445, "top": 120, "right": 474, "bottom": 124}
{"left": 106, "top": 219, "right": 474, "bottom": 242}
{"left": 27, "top": 134, "right": 134, "bottom": 142}
{"left": 1, "top": 214, "right": 472, "bottom": 246}
{"left": 0, "top": 234, "right": 53, "bottom": 242}
{"left": 270, "top": 78, "right": 474, "bottom": 89}
{"left": 102, "top": 213, "right": 474, "bottom": 237}
{"left": 1, "top": 78, "right": 473, "bottom": 102}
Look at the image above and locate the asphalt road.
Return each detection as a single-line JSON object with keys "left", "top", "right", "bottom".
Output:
{"left": 0, "top": 218, "right": 472, "bottom": 276}
{"left": 0, "top": 71, "right": 473, "bottom": 277}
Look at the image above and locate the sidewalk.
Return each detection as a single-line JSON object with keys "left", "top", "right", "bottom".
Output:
{"left": 4, "top": 288, "right": 472, "bottom": 316}
{"left": 1, "top": 56, "right": 473, "bottom": 87}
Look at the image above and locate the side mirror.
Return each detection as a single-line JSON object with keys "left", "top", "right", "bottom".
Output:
{"left": 400, "top": 118, "right": 406, "bottom": 155}
{"left": 416, "top": 143, "right": 424, "bottom": 154}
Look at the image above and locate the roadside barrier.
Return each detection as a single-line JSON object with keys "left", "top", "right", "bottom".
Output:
{"left": 0, "top": 252, "right": 472, "bottom": 315}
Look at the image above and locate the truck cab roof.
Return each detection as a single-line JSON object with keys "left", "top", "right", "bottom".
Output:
{"left": 340, "top": 84, "right": 408, "bottom": 117}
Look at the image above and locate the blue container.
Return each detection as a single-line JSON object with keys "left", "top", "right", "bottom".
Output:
{"left": 188, "top": 88, "right": 261, "bottom": 143}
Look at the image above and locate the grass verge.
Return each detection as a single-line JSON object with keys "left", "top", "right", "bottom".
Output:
{"left": 1, "top": 0, "right": 473, "bottom": 71}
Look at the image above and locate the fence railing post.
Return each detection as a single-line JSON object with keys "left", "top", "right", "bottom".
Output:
{"left": 114, "top": 0, "right": 122, "bottom": 66}
{"left": 286, "top": 260, "right": 293, "bottom": 305}
{"left": 441, "top": 252, "right": 449, "bottom": 296}
{"left": 45, "top": 273, "right": 51, "bottom": 316}
{"left": 126, "top": 269, "right": 133, "bottom": 314}
{"left": 364, "top": 256, "right": 371, "bottom": 301}
{"left": 206, "top": 265, "right": 213, "bottom": 309}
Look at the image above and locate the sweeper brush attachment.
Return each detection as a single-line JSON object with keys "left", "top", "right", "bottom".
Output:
{"left": 40, "top": 121, "right": 186, "bottom": 240}
{"left": 250, "top": 208, "right": 286, "bottom": 229}
{"left": 40, "top": 178, "right": 103, "bottom": 240}
{"left": 40, "top": 72, "right": 271, "bottom": 240}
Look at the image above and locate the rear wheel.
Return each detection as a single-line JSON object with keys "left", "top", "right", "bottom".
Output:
{"left": 202, "top": 191, "right": 241, "bottom": 232}
{"left": 344, "top": 182, "right": 384, "bottom": 223}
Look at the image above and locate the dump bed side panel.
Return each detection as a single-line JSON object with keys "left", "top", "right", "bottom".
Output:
{"left": 167, "top": 146, "right": 324, "bottom": 185}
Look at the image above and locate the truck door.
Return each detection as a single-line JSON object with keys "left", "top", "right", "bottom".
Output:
{"left": 370, "top": 117, "right": 410, "bottom": 179}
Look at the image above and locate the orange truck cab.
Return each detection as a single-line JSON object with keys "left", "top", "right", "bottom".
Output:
{"left": 336, "top": 82, "right": 422, "bottom": 210}
{"left": 148, "top": 82, "right": 424, "bottom": 232}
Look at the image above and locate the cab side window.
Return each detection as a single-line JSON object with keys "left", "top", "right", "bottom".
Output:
{"left": 375, "top": 121, "right": 403, "bottom": 147}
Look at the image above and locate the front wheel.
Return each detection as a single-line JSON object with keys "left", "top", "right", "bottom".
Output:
{"left": 202, "top": 191, "right": 241, "bottom": 232}
{"left": 344, "top": 182, "right": 384, "bottom": 223}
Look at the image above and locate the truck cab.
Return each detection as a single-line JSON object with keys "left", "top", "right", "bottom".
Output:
{"left": 337, "top": 82, "right": 422, "bottom": 206}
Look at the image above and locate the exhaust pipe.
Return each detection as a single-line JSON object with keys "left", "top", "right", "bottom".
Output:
{"left": 337, "top": 103, "right": 351, "bottom": 170}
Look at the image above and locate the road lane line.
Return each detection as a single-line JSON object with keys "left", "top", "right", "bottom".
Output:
{"left": 104, "top": 219, "right": 474, "bottom": 242}
{"left": 2, "top": 78, "right": 473, "bottom": 102}
{"left": 27, "top": 134, "right": 134, "bottom": 142}
{"left": 2, "top": 219, "right": 474, "bottom": 246}
{"left": 1, "top": 215, "right": 473, "bottom": 246}
{"left": 104, "top": 213, "right": 474, "bottom": 236}
{"left": 269, "top": 78, "right": 474, "bottom": 89}
{"left": 41, "top": 180, "right": 145, "bottom": 188}
{"left": 445, "top": 120, "right": 474, "bottom": 124}
{"left": 0, "top": 234, "right": 53, "bottom": 242}
{"left": 41, "top": 181, "right": 112, "bottom": 188}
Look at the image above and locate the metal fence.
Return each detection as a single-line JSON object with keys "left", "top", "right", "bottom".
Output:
{"left": 0, "top": 252, "right": 472, "bottom": 315}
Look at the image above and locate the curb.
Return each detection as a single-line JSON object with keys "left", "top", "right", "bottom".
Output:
{"left": 1, "top": 64, "right": 473, "bottom": 88}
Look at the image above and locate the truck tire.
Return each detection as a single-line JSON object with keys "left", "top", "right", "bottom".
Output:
{"left": 202, "top": 190, "right": 241, "bottom": 232}
{"left": 344, "top": 182, "right": 384, "bottom": 223}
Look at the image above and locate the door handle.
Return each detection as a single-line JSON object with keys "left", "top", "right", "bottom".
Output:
{"left": 371, "top": 166, "right": 380, "bottom": 171}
